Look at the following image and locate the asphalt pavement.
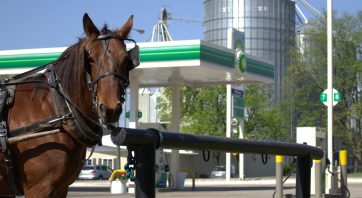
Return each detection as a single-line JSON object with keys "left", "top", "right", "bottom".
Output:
{"left": 66, "top": 178, "right": 362, "bottom": 198}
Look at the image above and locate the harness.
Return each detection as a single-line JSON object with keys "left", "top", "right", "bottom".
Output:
{"left": 0, "top": 32, "right": 140, "bottom": 195}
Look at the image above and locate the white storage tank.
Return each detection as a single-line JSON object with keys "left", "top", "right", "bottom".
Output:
{"left": 203, "top": 0, "right": 296, "bottom": 100}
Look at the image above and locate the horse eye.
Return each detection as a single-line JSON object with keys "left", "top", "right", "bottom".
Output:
{"left": 87, "top": 55, "right": 97, "bottom": 64}
{"left": 84, "top": 56, "right": 94, "bottom": 71}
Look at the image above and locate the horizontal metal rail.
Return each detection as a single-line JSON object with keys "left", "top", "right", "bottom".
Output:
{"left": 110, "top": 127, "right": 324, "bottom": 198}
{"left": 110, "top": 127, "right": 324, "bottom": 159}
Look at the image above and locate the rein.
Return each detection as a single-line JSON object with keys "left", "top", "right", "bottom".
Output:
{"left": 0, "top": 32, "right": 139, "bottom": 146}
{"left": 0, "top": 65, "right": 105, "bottom": 145}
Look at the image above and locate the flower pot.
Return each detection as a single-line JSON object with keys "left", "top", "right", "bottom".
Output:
{"left": 110, "top": 180, "right": 127, "bottom": 194}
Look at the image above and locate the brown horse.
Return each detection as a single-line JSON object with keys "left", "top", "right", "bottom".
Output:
{"left": 0, "top": 13, "right": 137, "bottom": 197}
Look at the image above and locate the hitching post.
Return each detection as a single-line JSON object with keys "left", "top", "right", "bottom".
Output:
{"left": 296, "top": 155, "right": 311, "bottom": 198}
{"left": 135, "top": 144, "right": 156, "bottom": 198}
{"left": 110, "top": 127, "right": 324, "bottom": 198}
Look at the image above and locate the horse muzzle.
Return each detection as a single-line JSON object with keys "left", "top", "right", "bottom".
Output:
{"left": 98, "top": 103, "right": 122, "bottom": 124}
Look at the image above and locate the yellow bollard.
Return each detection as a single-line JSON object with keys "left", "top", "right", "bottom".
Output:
{"left": 340, "top": 150, "right": 348, "bottom": 197}
{"left": 340, "top": 150, "right": 347, "bottom": 166}
{"left": 314, "top": 159, "right": 322, "bottom": 198}
{"left": 275, "top": 155, "right": 283, "bottom": 198}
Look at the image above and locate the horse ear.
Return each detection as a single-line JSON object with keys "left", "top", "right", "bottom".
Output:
{"left": 83, "top": 13, "right": 100, "bottom": 37}
{"left": 116, "top": 15, "right": 133, "bottom": 38}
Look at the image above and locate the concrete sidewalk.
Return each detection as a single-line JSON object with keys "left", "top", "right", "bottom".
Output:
{"left": 71, "top": 177, "right": 362, "bottom": 188}
{"left": 70, "top": 178, "right": 294, "bottom": 189}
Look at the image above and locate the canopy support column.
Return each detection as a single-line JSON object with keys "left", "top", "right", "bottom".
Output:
{"left": 129, "top": 75, "right": 139, "bottom": 129}
{"left": 170, "top": 84, "right": 181, "bottom": 188}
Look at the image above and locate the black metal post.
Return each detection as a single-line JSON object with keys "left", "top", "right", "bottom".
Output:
{"left": 135, "top": 144, "right": 156, "bottom": 198}
{"left": 116, "top": 146, "right": 121, "bottom": 169}
{"left": 296, "top": 155, "right": 311, "bottom": 198}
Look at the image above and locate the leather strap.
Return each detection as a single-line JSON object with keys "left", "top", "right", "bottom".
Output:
{"left": 9, "top": 116, "right": 63, "bottom": 138}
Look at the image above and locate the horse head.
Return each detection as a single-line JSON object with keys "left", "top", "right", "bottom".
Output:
{"left": 81, "top": 13, "right": 139, "bottom": 124}
{"left": 1, "top": 14, "right": 140, "bottom": 197}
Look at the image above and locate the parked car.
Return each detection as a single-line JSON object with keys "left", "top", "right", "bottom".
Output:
{"left": 210, "top": 166, "right": 226, "bottom": 178}
{"left": 78, "top": 165, "right": 113, "bottom": 180}
{"left": 210, "top": 165, "right": 237, "bottom": 178}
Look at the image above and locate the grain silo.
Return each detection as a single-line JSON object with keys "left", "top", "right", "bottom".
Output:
{"left": 204, "top": 0, "right": 296, "bottom": 100}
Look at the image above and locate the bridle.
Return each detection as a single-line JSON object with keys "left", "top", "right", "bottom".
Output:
{"left": 86, "top": 32, "right": 140, "bottom": 113}
{"left": 0, "top": 32, "right": 140, "bottom": 147}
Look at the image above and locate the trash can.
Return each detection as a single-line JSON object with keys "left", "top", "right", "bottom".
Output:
{"left": 156, "top": 172, "right": 169, "bottom": 188}
{"left": 177, "top": 172, "right": 187, "bottom": 189}
{"left": 110, "top": 180, "right": 127, "bottom": 194}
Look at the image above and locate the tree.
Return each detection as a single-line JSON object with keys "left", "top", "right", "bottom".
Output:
{"left": 285, "top": 11, "right": 362, "bottom": 169}
{"left": 244, "top": 84, "right": 288, "bottom": 141}
{"left": 157, "top": 86, "right": 226, "bottom": 136}
{"left": 157, "top": 84, "right": 288, "bottom": 139}
{"left": 333, "top": 11, "right": 362, "bottom": 170}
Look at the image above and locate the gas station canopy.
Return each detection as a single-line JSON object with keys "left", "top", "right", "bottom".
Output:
{"left": 134, "top": 40, "right": 273, "bottom": 86}
{"left": 0, "top": 39, "right": 275, "bottom": 187}
{"left": 0, "top": 40, "right": 274, "bottom": 86}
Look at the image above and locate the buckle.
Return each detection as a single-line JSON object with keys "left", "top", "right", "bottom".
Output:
{"left": 4, "top": 157, "right": 12, "bottom": 168}
{"left": 0, "top": 121, "right": 7, "bottom": 137}
{"left": 46, "top": 70, "right": 59, "bottom": 89}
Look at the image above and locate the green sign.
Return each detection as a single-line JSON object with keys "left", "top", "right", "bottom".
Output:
{"left": 125, "top": 111, "right": 142, "bottom": 119}
{"left": 232, "top": 95, "right": 244, "bottom": 118}
{"left": 334, "top": 93, "right": 341, "bottom": 102}
{"left": 320, "top": 93, "right": 327, "bottom": 103}
{"left": 320, "top": 88, "right": 341, "bottom": 106}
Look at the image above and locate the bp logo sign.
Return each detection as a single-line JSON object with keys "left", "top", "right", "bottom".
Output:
{"left": 234, "top": 39, "right": 246, "bottom": 73}
{"left": 236, "top": 49, "right": 246, "bottom": 73}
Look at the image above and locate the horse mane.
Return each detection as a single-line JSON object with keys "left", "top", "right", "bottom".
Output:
{"left": 52, "top": 25, "right": 115, "bottom": 104}
{"left": 32, "top": 25, "right": 122, "bottom": 105}
{"left": 52, "top": 40, "right": 89, "bottom": 105}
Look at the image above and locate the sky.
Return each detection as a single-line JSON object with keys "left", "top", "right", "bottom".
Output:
{"left": 0, "top": 0, "right": 361, "bottom": 50}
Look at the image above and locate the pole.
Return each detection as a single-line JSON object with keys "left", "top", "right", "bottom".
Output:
{"left": 275, "top": 155, "right": 283, "bottom": 198}
{"left": 239, "top": 118, "right": 245, "bottom": 180}
{"left": 315, "top": 159, "right": 322, "bottom": 198}
{"left": 116, "top": 146, "right": 121, "bottom": 169}
{"left": 327, "top": 0, "right": 335, "bottom": 193}
{"left": 135, "top": 144, "right": 156, "bottom": 198}
{"left": 296, "top": 155, "right": 311, "bottom": 198}
{"left": 129, "top": 75, "right": 139, "bottom": 129}
{"left": 226, "top": 84, "right": 232, "bottom": 181}
{"left": 170, "top": 84, "right": 180, "bottom": 188}
{"left": 340, "top": 150, "right": 348, "bottom": 197}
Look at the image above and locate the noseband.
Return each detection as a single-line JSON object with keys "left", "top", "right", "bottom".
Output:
{"left": 86, "top": 33, "right": 139, "bottom": 113}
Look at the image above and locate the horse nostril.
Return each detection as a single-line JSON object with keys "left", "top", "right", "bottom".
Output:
{"left": 98, "top": 103, "right": 122, "bottom": 123}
